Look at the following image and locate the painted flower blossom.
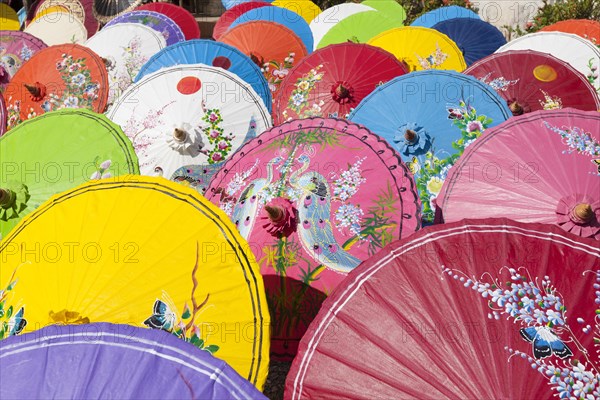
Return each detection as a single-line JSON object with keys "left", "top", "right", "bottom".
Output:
{"left": 466, "top": 120, "right": 484, "bottom": 132}
{"left": 63, "top": 96, "right": 79, "bottom": 108}
{"left": 335, "top": 203, "right": 364, "bottom": 236}
{"left": 71, "top": 73, "right": 86, "bottom": 87}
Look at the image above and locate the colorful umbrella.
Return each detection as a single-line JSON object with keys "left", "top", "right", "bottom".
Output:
{"left": 286, "top": 218, "right": 600, "bottom": 399}
{"left": 80, "top": 0, "right": 99, "bottom": 36}
{"left": 85, "top": 23, "right": 166, "bottom": 105}
{"left": 0, "top": 176, "right": 270, "bottom": 389}
{"left": 229, "top": 7, "right": 313, "bottom": 54}
{"left": 104, "top": 10, "right": 185, "bottom": 46}
{"left": 24, "top": 10, "right": 87, "bottom": 45}
{"left": 436, "top": 109, "right": 600, "bottom": 240}
{"left": 316, "top": 10, "right": 402, "bottom": 49}
{"left": 0, "top": 3, "right": 20, "bottom": 30}
{"left": 464, "top": 50, "right": 600, "bottom": 115}
{"left": 213, "top": 1, "right": 272, "bottom": 40}
{"left": 34, "top": 0, "right": 86, "bottom": 26}
{"left": 205, "top": 117, "right": 421, "bottom": 360}
{"left": 273, "top": 43, "right": 408, "bottom": 124}
{"left": 137, "top": 2, "right": 201, "bottom": 40}
{"left": 362, "top": 0, "right": 406, "bottom": 23}
{"left": 222, "top": 0, "right": 272, "bottom": 10}
{"left": 368, "top": 26, "right": 467, "bottom": 72}
{"left": 0, "top": 92, "right": 5, "bottom": 135}
{"left": 0, "top": 109, "right": 138, "bottom": 238}
{"left": 309, "top": 3, "right": 374, "bottom": 52}
{"left": 218, "top": 21, "right": 308, "bottom": 98}
{"left": 135, "top": 39, "right": 272, "bottom": 114}
{"left": 431, "top": 18, "right": 506, "bottom": 66}
{"left": 0, "top": 323, "right": 267, "bottom": 399}
{"left": 540, "top": 19, "right": 600, "bottom": 44}
{"left": 4, "top": 44, "right": 108, "bottom": 129}
{"left": 92, "top": 0, "right": 143, "bottom": 24}
{"left": 411, "top": 5, "right": 480, "bottom": 28}
{"left": 495, "top": 32, "right": 600, "bottom": 93}
{"left": 0, "top": 31, "right": 47, "bottom": 80}
{"left": 106, "top": 65, "right": 271, "bottom": 182}
{"left": 272, "top": 0, "right": 320, "bottom": 23}
{"left": 348, "top": 70, "right": 511, "bottom": 223}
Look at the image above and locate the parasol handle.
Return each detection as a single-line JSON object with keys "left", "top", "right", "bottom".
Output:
{"left": 404, "top": 129, "right": 418, "bottom": 144}
{"left": 570, "top": 203, "right": 595, "bottom": 224}
{"left": 24, "top": 82, "right": 47, "bottom": 102}
{"left": 265, "top": 205, "right": 285, "bottom": 224}
{"left": 0, "top": 188, "right": 16, "bottom": 208}
{"left": 173, "top": 128, "right": 187, "bottom": 142}
{"left": 508, "top": 100, "right": 524, "bottom": 116}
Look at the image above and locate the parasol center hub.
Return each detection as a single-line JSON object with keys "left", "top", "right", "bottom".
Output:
{"left": 173, "top": 128, "right": 188, "bottom": 143}
{"left": 265, "top": 205, "right": 285, "bottom": 224}
{"left": 404, "top": 129, "right": 418, "bottom": 144}
{"left": 508, "top": 100, "right": 524, "bottom": 116}
{"left": 570, "top": 203, "right": 595, "bottom": 224}
{"left": 0, "top": 188, "right": 16, "bottom": 208}
{"left": 24, "top": 82, "right": 46, "bottom": 102}
{"left": 331, "top": 81, "right": 354, "bottom": 104}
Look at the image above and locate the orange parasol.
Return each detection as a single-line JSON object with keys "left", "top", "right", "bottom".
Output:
{"left": 3, "top": 44, "right": 108, "bottom": 130}
{"left": 218, "top": 21, "right": 308, "bottom": 99}
{"left": 540, "top": 19, "right": 600, "bottom": 44}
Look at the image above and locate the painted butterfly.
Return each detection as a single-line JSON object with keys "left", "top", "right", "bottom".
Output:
{"left": 8, "top": 307, "right": 27, "bottom": 336}
{"left": 520, "top": 326, "right": 573, "bottom": 359}
{"left": 143, "top": 299, "right": 177, "bottom": 331}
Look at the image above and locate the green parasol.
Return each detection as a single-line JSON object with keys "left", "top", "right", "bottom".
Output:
{"left": 0, "top": 109, "right": 139, "bottom": 238}
{"left": 316, "top": 11, "right": 403, "bottom": 49}
{"left": 362, "top": 0, "right": 406, "bottom": 23}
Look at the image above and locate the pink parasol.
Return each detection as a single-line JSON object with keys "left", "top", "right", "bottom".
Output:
{"left": 205, "top": 117, "right": 420, "bottom": 360}
{"left": 436, "top": 108, "right": 600, "bottom": 240}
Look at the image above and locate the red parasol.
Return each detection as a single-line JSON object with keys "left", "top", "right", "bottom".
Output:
{"left": 137, "top": 2, "right": 201, "bottom": 40}
{"left": 286, "top": 218, "right": 600, "bottom": 399}
{"left": 464, "top": 50, "right": 600, "bottom": 115}
{"left": 213, "top": 1, "right": 272, "bottom": 40}
{"left": 273, "top": 43, "right": 408, "bottom": 124}
{"left": 4, "top": 44, "right": 108, "bottom": 129}
{"left": 540, "top": 19, "right": 600, "bottom": 45}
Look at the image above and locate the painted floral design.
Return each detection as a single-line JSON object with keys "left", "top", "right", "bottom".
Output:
{"left": 7, "top": 53, "right": 100, "bottom": 129}
{"left": 413, "top": 99, "right": 493, "bottom": 223}
{"left": 416, "top": 44, "right": 448, "bottom": 70}
{"left": 201, "top": 108, "right": 235, "bottom": 164}
{"left": 282, "top": 65, "right": 325, "bottom": 121}
{"left": 443, "top": 265, "right": 600, "bottom": 399}
{"left": 539, "top": 90, "right": 563, "bottom": 110}
{"left": 107, "top": 36, "right": 149, "bottom": 103}
{"left": 587, "top": 58, "right": 599, "bottom": 93}
{"left": 478, "top": 73, "right": 520, "bottom": 92}
{"left": 543, "top": 121, "right": 600, "bottom": 172}
{"left": 89, "top": 158, "right": 112, "bottom": 180}
{"left": 0, "top": 269, "right": 27, "bottom": 340}
{"left": 260, "top": 52, "right": 295, "bottom": 94}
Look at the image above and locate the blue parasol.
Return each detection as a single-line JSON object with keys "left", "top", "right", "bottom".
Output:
{"left": 228, "top": 6, "right": 313, "bottom": 53}
{"left": 222, "top": 0, "right": 273, "bottom": 11}
{"left": 135, "top": 39, "right": 272, "bottom": 112}
{"left": 348, "top": 70, "right": 511, "bottom": 223}
{"left": 411, "top": 5, "right": 480, "bottom": 28}
{"left": 432, "top": 18, "right": 506, "bottom": 66}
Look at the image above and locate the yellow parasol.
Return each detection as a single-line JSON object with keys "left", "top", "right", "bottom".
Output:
{"left": 0, "top": 176, "right": 270, "bottom": 389}
{"left": 0, "top": 3, "right": 20, "bottom": 30}
{"left": 272, "top": 0, "right": 321, "bottom": 23}
{"left": 368, "top": 26, "right": 466, "bottom": 72}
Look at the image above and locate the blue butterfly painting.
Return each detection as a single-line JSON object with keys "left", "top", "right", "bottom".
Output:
{"left": 8, "top": 307, "right": 27, "bottom": 336}
{"left": 143, "top": 300, "right": 177, "bottom": 331}
{"left": 520, "top": 326, "right": 573, "bottom": 359}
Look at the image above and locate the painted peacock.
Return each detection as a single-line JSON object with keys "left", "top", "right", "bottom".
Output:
{"left": 231, "top": 156, "right": 283, "bottom": 239}
{"left": 289, "top": 154, "right": 361, "bottom": 273}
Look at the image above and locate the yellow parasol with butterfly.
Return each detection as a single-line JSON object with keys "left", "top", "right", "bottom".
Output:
{"left": 0, "top": 176, "right": 270, "bottom": 389}
{"left": 368, "top": 26, "right": 467, "bottom": 72}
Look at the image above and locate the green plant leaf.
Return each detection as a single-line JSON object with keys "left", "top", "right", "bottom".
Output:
{"left": 181, "top": 303, "right": 191, "bottom": 320}
{"left": 6, "top": 306, "right": 12, "bottom": 319}
{"left": 204, "top": 344, "right": 220, "bottom": 354}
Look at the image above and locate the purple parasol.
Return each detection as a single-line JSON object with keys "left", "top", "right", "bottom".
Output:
{"left": 0, "top": 323, "right": 267, "bottom": 399}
